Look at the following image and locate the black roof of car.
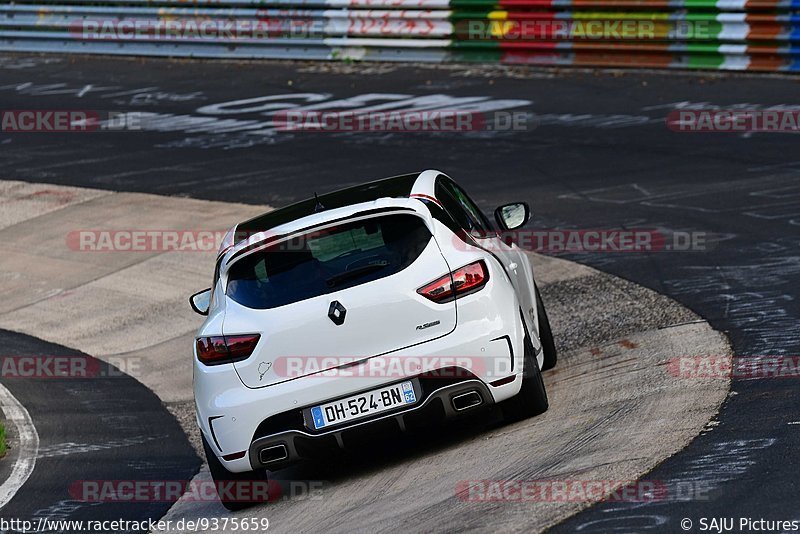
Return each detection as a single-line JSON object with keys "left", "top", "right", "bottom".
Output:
{"left": 236, "top": 172, "right": 421, "bottom": 236}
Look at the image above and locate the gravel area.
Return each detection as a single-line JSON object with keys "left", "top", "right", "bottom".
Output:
{"left": 166, "top": 401, "right": 204, "bottom": 459}
{"left": 540, "top": 270, "right": 700, "bottom": 356}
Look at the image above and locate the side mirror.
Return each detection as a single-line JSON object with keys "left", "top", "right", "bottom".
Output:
{"left": 494, "top": 202, "right": 531, "bottom": 231}
{"left": 189, "top": 288, "right": 212, "bottom": 316}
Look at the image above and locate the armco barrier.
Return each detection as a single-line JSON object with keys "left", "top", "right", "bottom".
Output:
{"left": 1, "top": 0, "right": 798, "bottom": 71}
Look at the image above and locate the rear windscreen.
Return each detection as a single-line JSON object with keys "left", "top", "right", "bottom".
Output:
{"left": 226, "top": 214, "right": 432, "bottom": 309}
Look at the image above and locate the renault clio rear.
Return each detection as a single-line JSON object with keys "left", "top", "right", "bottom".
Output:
{"left": 189, "top": 170, "right": 557, "bottom": 509}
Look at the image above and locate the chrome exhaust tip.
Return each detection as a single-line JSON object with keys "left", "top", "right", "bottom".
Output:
{"left": 258, "top": 444, "right": 289, "bottom": 464}
{"left": 452, "top": 390, "right": 483, "bottom": 411}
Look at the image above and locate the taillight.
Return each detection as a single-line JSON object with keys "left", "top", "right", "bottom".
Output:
{"left": 417, "top": 260, "right": 489, "bottom": 303}
{"left": 196, "top": 334, "right": 260, "bottom": 365}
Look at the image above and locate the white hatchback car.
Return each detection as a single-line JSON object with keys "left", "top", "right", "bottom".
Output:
{"left": 189, "top": 170, "right": 557, "bottom": 509}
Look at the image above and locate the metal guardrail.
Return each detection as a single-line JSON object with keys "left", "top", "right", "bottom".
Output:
{"left": 1, "top": 0, "right": 798, "bottom": 70}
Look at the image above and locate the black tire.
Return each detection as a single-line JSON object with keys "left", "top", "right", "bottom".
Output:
{"left": 502, "top": 312, "right": 549, "bottom": 421}
{"left": 202, "top": 434, "right": 271, "bottom": 511}
{"left": 535, "top": 284, "right": 558, "bottom": 371}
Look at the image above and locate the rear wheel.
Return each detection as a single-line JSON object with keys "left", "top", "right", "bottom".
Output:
{"left": 202, "top": 434, "right": 271, "bottom": 511}
{"left": 536, "top": 284, "right": 558, "bottom": 371}
{"left": 502, "top": 312, "right": 549, "bottom": 421}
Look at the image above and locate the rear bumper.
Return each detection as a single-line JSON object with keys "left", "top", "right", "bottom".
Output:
{"left": 247, "top": 378, "right": 495, "bottom": 471}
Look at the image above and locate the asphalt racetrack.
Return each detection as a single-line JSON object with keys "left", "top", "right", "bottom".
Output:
{"left": 1, "top": 54, "right": 799, "bottom": 532}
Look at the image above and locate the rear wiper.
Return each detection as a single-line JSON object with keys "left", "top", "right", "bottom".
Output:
{"left": 325, "top": 263, "right": 388, "bottom": 287}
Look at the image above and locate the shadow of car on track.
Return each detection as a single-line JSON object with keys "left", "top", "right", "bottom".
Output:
{"left": 241, "top": 401, "right": 545, "bottom": 509}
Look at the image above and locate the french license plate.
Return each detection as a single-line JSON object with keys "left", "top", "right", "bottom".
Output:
{"left": 309, "top": 380, "right": 417, "bottom": 430}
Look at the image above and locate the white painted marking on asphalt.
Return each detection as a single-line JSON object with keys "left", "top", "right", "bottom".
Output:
{"left": 37, "top": 436, "right": 160, "bottom": 459}
{"left": 0, "top": 382, "right": 39, "bottom": 509}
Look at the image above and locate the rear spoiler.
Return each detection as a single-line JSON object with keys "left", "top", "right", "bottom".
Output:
{"left": 223, "top": 206, "right": 419, "bottom": 267}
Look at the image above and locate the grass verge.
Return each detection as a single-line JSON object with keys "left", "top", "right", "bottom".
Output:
{"left": 0, "top": 422, "right": 6, "bottom": 458}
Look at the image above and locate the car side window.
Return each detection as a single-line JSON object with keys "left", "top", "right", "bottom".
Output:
{"left": 450, "top": 182, "right": 495, "bottom": 234}
{"left": 435, "top": 178, "right": 493, "bottom": 237}
{"left": 436, "top": 183, "right": 473, "bottom": 232}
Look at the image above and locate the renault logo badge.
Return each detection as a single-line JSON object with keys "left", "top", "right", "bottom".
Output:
{"left": 328, "top": 301, "right": 346, "bottom": 325}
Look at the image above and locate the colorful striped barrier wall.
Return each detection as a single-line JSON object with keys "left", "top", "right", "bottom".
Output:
{"left": 1, "top": 0, "right": 798, "bottom": 71}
